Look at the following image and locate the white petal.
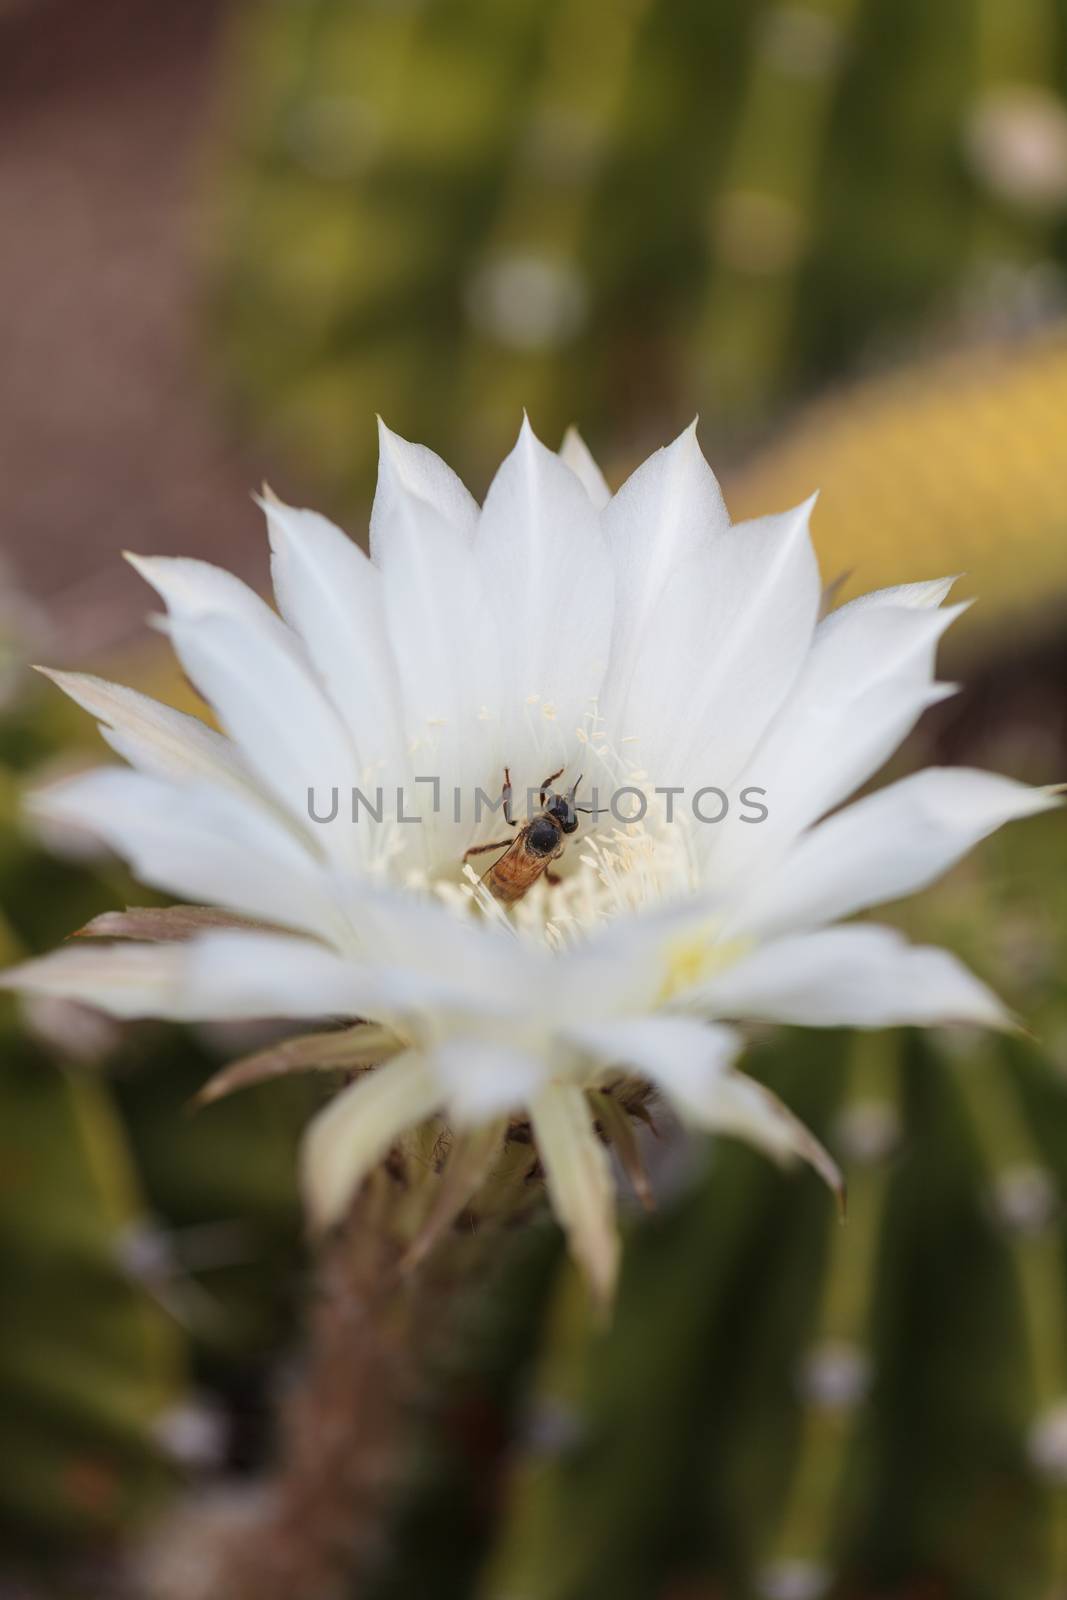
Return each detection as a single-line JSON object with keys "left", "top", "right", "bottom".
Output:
{"left": 1, "top": 942, "right": 194, "bottom": 1019}
{"left": 301, "top": 1052, "right": 442, "bottom": 1229}
{"left": 529, "top": 1081, "right": 619, "bottom": 1306}
{"left": 685, "top": 925, "right": 1011, "bottom": 1030}
{"left": 370, "top": 419, "right": 479, "bottom": 558}
{"left": 37, "top": 669, "right": 254, "bottom": 795}
{"left": 336, "top": 882, "right": 534, "bottom": 1011}
{"left": 180, "top": 911, "right": 540, "bottom": 1035}
{"left": 196, "top": 1021, "right": 403, "bottom": 1106}
{"left": 262, "top": 495, "right": 411, "bottom": 782}
{"left": 733, "top": 768, "right": 1061, "bottom": 938}
{"left": 576, "top": 1013, "right": 839, "bottom": 1192}
{"left": 680, "top": 496, "right": 821, "bottom": 782}
{"left": 619, "top": 495, "right": 821, "bottom": 793}
{"left": 559, "top": 426, "right": 611, "bottom": 509}
{"left": 705, "top": 599, "right": 966, "bottom": 884}
{"left": 689, "top": 1071, "right": 842, "bottom": 1197}
{"left": 28, "top": 767, "right": 345, "bottom": 940}
{"left": 549, "top": 923, "right": 673, "bottom": 1025}
{"left": 758, "top": 599, "right": 963, "bottom": 795}
{"left": 2, "top": 927, "right": 432, "bottom": 1026}
{"left": 603, "top": 420, "right": 728, "bottom": 705}
{"left": 374, "top": 481, "right": 502, "bottom": 863}
{"left": 133, "top": 559, "right": 366, "bottom": 865}
{"left": 179, "top": 929, "right": 493, "bottom": 1026}
{"left": 728, "top": 679, "right": 957, "bottom": 870}
{"left": 823, "top": 574, "right": 960, "bottom": 621}
{"left": 566, "top": 1014, "right": 741, "bottom": 1106}
{"left": 125, "top": 554, "right": 300, "bottom": 660}
{"left": 432, "top": 1038, "right": 546, "bottom": 1123}
{"left": 474, "top": 417, "right": 613, "bottom": 787}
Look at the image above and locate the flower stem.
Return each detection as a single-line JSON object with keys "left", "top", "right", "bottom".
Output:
{"left": 217, "top": 1121, "right": 544, "bottom": 1600}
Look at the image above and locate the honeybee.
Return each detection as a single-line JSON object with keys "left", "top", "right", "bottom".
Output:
{"left": 463, "top": 767, "right": 591, "bottom": 905}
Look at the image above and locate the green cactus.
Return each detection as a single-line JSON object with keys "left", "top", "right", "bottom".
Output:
{"left": 314, "top": 802, "right": 1067, "bottom": 1600}
{"left": 0, "top": 1006, "right": 185, "bottom": 1551}
{"left": 212, "top": 0, "right": 1067, "bottom": 498}
{"left": 6, "top": 3, "right": 1067, "bottom": 1586}
{"left": 0, "top": 673, "right": 318, "bottom": 1572}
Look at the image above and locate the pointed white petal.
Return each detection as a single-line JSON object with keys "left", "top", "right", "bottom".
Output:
{"left": 679, "top": 496, "right": 821, "bottom": 784}
{"left": 559, "top": 426, "right": 611, "bottom": 509}
{"left": 2, "top": 927, "right": 421, "bottom": 1025}
{"left": 432, "top": 1038, "right": 546, "bottom": 1123}
{"left": 529, "top": 1081, "right": 619, "bottom": 1307}
{"left": 76, "top": 907, "right": 261, "bottom": 942}
{"left": 474, "top": 417, "right": 613, "bottom": 787}
{"left": 550, "top": 925, "right": 672, "bottom": 1025}
{"left": 37, "top": 669, "right": 253, "bottom": 795}
{"left": 262, "top": 496, "right": 411, "bottom": 782}
{"left": 760, "top": 598, "right": 964, "bottom": 791}
{"left": 29, "top": 767, "right": 344, "bottom": 942}
{"left": 374, "top": 483, "right": 502, "bottom": 863}
{"left": 180, "top": 913, "right": 536, "bottom": 1034}
{"left": 601, "top": 422, "right": 728, "bottom": 726}
{"left": 370, "top": 419, "right": 479, "bottom": 558}
{"left": 125, "top": 554, "right": 300, "bottom": 660}
{"left": 723, "top": 680, "right": 957, "bottom": 876}
{"left": 685, "top": 925, "right": 1011, "bottom": 1030}
{"left": 1, "top": 942, "right": 194, "bottom": 1019}
{"left": 301, "top": 1052, "right": 441, "bottom": 1229}
{"left": 179, "top": 929, "right": 483, "bottom": 1026}
{"left": 733, "top": 769, "right": 1061, "bottom": 938}
{"left": 690, "top": 1070, "right": 843, "bottom": 1197}
{"left": 566, "top": 1014, "right": 741, "bottom": 1105}
{"left": 705, "top": 598, "right": 967, "bottom": 885}
{"left": 196, "top": 1022, "right": 403, "bottom": 1107}
{"left": 130, "top": 555, "right": 365, "bottom": 861}
{"left": 824, "top": 574, "right": 961, "bottom": 621}
{"left": 623, "top": 495, "right": 821, "bottom": 792}
{"left": 575, "top": 1012, "right": 840, "bottom": 1193}
{"left": 814, "top": 599, "right": 969, "bottom": 665}
{"left": 334, "top": 880, "right": 534, "bottom": 1009}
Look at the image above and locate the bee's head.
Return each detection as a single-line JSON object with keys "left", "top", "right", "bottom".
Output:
{"left": 544, "top": 793, "right": 579, "bottom": 835}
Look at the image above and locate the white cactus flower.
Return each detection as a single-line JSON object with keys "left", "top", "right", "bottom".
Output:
{"left": 4, "top": 419, "right": 1056, "bottom": 1301}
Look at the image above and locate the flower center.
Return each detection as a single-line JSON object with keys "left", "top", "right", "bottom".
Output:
{"left": 429, "top": 798, "right": 702, "bottom": 952}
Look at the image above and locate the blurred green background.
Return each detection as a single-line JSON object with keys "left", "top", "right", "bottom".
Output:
{"left": 1, "top": 1, "right": 1066, "bottom": 1596}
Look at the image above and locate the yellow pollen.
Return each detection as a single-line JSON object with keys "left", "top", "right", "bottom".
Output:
{"left": 657, "top": 927, "right": 752, "bottom": 1003}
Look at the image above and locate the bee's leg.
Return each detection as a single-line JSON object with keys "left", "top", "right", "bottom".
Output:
{"left": 538, "top": 766, "right": 565, "bottom": 805}
{"left": 503, "top": 767, "right": 517, "bottom": 827}
{"left": 463, "top": 839, "right": 513, "bottom": 861}
{"left": 544, "top": 868, "right": 562, "bottom": 886}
